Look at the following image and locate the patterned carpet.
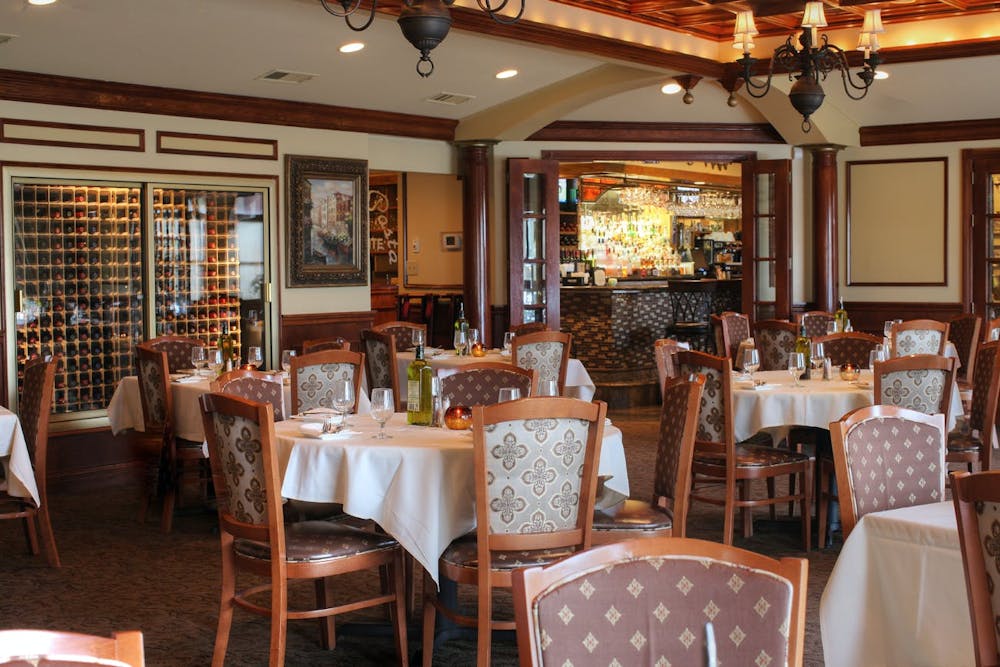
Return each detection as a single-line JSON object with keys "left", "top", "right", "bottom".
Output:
{"left": 0, "top": 406, "right": 836, "bottom": 666}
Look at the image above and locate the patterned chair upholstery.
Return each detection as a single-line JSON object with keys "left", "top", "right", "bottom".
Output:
{"left": 592, "top": 375, "right": 704, "bottom": 544}
{"left": 1, "top": 357, "right": 59, "bottom": 567}
{"left": 510, "top": 322, "right": 548, "bottom": 337}
{"left": 813, "top": 332, "right": 882, "bottom": 368}
{"left": 512, "top": 331, "right": 572, "bottom": 394}
{"left": 289, "top": 349, "right": 365, "bottom": 415}
{"left": 873, "top": 354, "right": 955, "bottom": 417}
{"left": 948, "top": 314, "right": 981, "bottom": 387}
{"left": 440, "top": 362, "right": 536, "bottom": 406}
{"left": 197, "top": 392, "right": 408, "bottom": 666}
{"left": 373, "top": 320, "right": 427, "bottom": 352}
{"left": 423, "top": 397, "right": 607, "bottom": 667}
{"left": 211, "top": 369, "right": 286, "bottom": 421}
{"left": 653, "top": 338, "right": 684, "bottom": 392}
{"left": 360, "top": 329, "right": 400, "bottom": 412}
{"left": 891, "top": 319, "right": 949, "bottom": 356}
{"left": 145, "top": 335, "right": 203, "bottom": 373}
{"left": 830, "top": 406, "right": 946, "bottom": 539}
{"left": 948, "top": 340, "right": 1000, "bottom": 472}
{"left": 719, "top": 312, "right": 751, "bottom": 366}
{"left": 512, "top": 537, "right": 807, "bottom": 667}
{"left": 952, "top": 470, "right": 1000, "bottom": 667}
{"left": 799, "top": 311, "right": 836, "bottom": 338}
{"left": 302, "top": 336, "right": 350, "bottom": 353}
{"left": 754, "top": 320, "right": 799, "bottom": 371}
{"left": 676, "top": 350, "right": 814, "bottom": 550}
{"left": 0, "top": 629, "right": 145, "bottom": 667}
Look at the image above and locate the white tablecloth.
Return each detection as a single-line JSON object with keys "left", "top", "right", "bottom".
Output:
{"left": 395, "top": 349, "right": 596, "bottom": 401}
{"left": 732, "top": 369, "right": 963, "bottom": 442}
{"left": 275, "top": 415, "right": 627, "bottom": 585}
{"left": 820, "top": 501, "right": 972, "bottom": 667}
{"left": 107, "top": 375, "right": 371, "bottom": 442}
{"left": 0, "top": 406, "right": 38, "bottom": 506}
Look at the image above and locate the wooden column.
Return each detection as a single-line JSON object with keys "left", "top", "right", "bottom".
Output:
{"left": 808, "top": 145, "right": 842, "bottom": 313}
{"left": 456, "top": 140, "right": 496, "bottom": 346}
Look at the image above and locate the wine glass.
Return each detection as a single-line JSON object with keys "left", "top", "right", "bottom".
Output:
{"left": 884, "top": 320, "right": 895, "bottom": 339}
{"left": 453, "top": 329, "right": 468, "bottom": 356}
{"left": 370, "top": 387, "right": 394, "bottom": 439}
{"left": 332, "top": 378, "right": 355, "bottom": 427}
{"left": 246, "top": 346, "right": 262, "bottom": 370}
{"left": 826, "top": 321, "right": 838, "bottom": 335}
{"left": 206, "top": 348, "right": 224, "bottom": 377}
{"left": 412, "top": 328, "right": 425, "bottom": 350}
{"left": 190, "top": 346, "right": 206, "bottom": 374}
{"left": 787, "top": 352, "right": 805, "bottom": 387}
{"left": 742, "top": 348, "right": 760, "bottom": 386}
{"left": 281, "top": 349, "right": 296, "bottom": 374}
{"left": 538, "top": 380, "right": 559, "bottom": 396}
{"left": 502, "top": 332, "right": 515, "bottom": 356}
{"left": 810, "top": 341, "right": 825, "bottom": 377}
{"left": 498, "top": 387, "right": 521, "bottom": 403}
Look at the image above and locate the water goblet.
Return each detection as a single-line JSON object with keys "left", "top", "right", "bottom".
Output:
{"left": 206, "top": 348, "right": 224, "bottom": 377}
{"left": 332, "top": 378, "right": 355, "bottom": 427}
{"left": 453, "top": 329, "right": 468, "bottom": 357}
{"left": 281, "top": 349, "right": 296, "bottom": 374}
{"left": 370, "top": 388, "right": 394, "bottom": 439}
{"left": 538, "top": 380, "right": 559, "bottom": 396}
{"left": 246, "top": 346, "right": 262, "bottom": 370}
{"left": 884, "top": 320, "right": 895, "bottom": 339}
{"left": 190, "top": 346, "right": 206, "bottom": 374}
{"left": 787, "top": 352, "right": 805, "bottom": 387}
{"left": 810, "top": 341, "right": 825, "bottom": 377}
{"left": 826, "top": 321, "right": 838, "bottom": 335}
{"left": 741, "top": 348, "right": 760, "bottom": 387}
{"left": 412, "top": 328, "right": 425, "bottom": 350}
{"left": 502, "top": 332, "right": 515, "bottom": 356}
{"left": 498, "top": 387, "right": 521, "bottom": 403}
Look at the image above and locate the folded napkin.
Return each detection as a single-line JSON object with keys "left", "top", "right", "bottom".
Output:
{"left": 172, "top": 375, "right": 204, "bottom": 384}
{"left": 735, "top": 380, "right": 775, "bottom": 390}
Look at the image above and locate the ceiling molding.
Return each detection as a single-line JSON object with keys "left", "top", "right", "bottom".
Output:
{"left": 0, "top": 68, "right": 458, "bottom": 142}
{"left": 530, "top": 120, "right": 783, "bottom": 143}
{"left": 861, "top": 117, "right": 1000, "bottom": 146}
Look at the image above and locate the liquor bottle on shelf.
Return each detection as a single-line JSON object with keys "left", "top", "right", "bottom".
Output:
{"left": 406, "top": 344, "right": 434, "bottom": 426}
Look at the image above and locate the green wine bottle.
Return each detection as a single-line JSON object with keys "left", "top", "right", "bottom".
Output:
{"left": 794, "top": 323, "right": 811, "bottom": 378}
{"left": 217, "top": 321, "right": 234, "bottom": 373}
{"left": 406, "top": 344, "right": 434, "bottom": 425}
{"left": 834, "top": 298, "right": 848, "bottom": 334}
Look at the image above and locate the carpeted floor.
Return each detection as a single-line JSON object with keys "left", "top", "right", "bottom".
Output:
{"left": 0, "top": 406, "right": 837, "bottom": 666}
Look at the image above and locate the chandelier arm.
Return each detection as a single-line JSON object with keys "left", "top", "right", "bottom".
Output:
{"left": 319, "top": 0, "right": 377, "bottom": 30}
{"left": 477, "top": 0, "right": 510, "bottom": 12}
{"left": 736, "top": 54, "right": 774, "bottom": 99}
{"left": 479, "top": 0, "right": 525, "bottom": 24}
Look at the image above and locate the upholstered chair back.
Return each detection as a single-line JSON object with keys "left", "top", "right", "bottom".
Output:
{"left": 512, "top": 331, "right": 572, "bottom": 392}
{"left": 136, "top": 344, "right": 171, "bottom": 430}
{"left": 440, "top": 363, "right": 536, "bottom": 407}
{"left": 212, "top": 369, "right": 286, "bottom": 421}
{"left": 360, "top": 329, "right": 399, "bottom": 411}
{"left": 302, "top": 337, "right": 350, "bottom": 353}
{"left": 814, "top": 332, "right": 882, "bottom": 368}
{"left": 373, "top": 320, "right": 426, "bottom": 352}
{"left": 873, "top": 354, "right": 955, "bottom": 416}
{"left": 290, "top": 349, "right": 364, "bottom": 415}
{"left": 891, "top": 319, "right": 949, "bottom": 356}
{"left": 146, "top": 335, "right": 202, "bottom": 374}
{"left": 653, "top": 338, "right": 683, "bottom": 389}
{"left": 719, "top": 312, "right": 751, "bottom": 366}
{"left": 20, "top": 357, "right": 56, "bottom": 466}
{"left": 948, "top": 314, "right": 981, "bottom": 385}
{"left": 800, "top": 311, "right": 836, "bottom": 338}
{"left": 754, "top": 320, "right": 798, "bottom": 371}
{"left": 651, "top": 375, "right": 705, "bottom": 536}
{"left": 676, "top": 350, "right": 732, "bottom": 447}
{"left": 969, "top": 341, "right": 1000, "bottom": 435}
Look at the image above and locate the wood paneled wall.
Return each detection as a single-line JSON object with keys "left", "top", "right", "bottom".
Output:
{"left": 280, "top": 310, "right": 375, "bottom": 354}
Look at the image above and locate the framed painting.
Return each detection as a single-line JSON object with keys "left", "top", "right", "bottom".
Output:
{"left": 286, "top": 154, "right": 368, "bottom": 286}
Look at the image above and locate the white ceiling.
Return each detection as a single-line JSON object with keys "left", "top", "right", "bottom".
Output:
{"left": 1, "top": 0, "right": 998, "bottom": 137}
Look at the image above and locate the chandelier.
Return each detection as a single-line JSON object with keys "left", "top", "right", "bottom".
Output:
{"left": 731, "top": 3, "right": 885, "bottom": 132}
{"left": 320, "top": 0, "right": 524, "bottom": 77}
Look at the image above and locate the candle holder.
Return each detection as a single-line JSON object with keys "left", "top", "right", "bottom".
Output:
{"left": 839, "top": 363, "right": 859, "bottom": 381}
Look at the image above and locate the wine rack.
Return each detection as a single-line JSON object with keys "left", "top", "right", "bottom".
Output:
{"left": 152, "top": 189, "right": 241, "bottom": 352}
{"left": 12, "top": 183, "right": 144, "bottom": 413}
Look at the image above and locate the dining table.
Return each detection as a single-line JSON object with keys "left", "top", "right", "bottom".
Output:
{"left": 395, "top": 348, "right": 597, "bottom": 401}
{"left": 820, "top": 501, "right": 973, "bottom": 667}
{"left": 106, "top": 373, "right": 372, "bottom": 442}
{"left": 0, "top": 406, "right": 39, "bottom": 506}
{"left": 274, "top": 413, "right": 628, "bottom": 586}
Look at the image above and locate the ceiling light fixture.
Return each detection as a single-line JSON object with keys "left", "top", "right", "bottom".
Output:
{"left": 496, "top": 69, "right": 518, "bottom": 79}
{"left": 338, "top": 41, "right": 365, "bottom": 53}
{"left": 28, "top": 0, "right": 57, "bottom": 5}
{"left": 731, "top": 3, "right": 885, "bottom": 132}
{"left": 319, "top": 0, "right": 523, "bottom": 78}
{"left": 661, "top": 82, "right": 682, "bottom": 95}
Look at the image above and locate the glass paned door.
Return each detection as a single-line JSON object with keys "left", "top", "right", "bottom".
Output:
{"left": 970, "top": 155, "right": 1000, "bottom": 319}
{"left": 742, "top": 159, "right": 791, "bottom": 322}
{"left": 508, "top": 159, "right": 560, "bottom": 329}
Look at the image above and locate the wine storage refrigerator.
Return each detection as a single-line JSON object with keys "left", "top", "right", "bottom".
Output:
{"left": 8, "top": 178, "right": 269, "bottom": 429}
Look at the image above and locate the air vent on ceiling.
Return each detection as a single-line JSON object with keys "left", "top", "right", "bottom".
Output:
{"left": 424, "top": 92, "right": 476, "bottom": 106}
{"left": 256, "top": 69, "right": 317, "bottom": 84}
{"left": 0, "top": 34, "right": 17, "bottom": 46}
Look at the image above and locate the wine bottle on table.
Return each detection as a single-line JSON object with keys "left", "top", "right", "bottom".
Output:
{"left": 218, "top": 321, "right": 234, "bottom": 372}
{"left": 794, "top": 324, "right": 812, "bottom": 379}
{"left": 406, "top": 344, "right": 434, "bottom": 425}
{"left": 834, "top": 298, "right": 848, "bottom": 333}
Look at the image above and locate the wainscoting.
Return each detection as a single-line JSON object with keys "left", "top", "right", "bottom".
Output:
{"left": 279, "top": 310, "right": 376, "bottom": 354}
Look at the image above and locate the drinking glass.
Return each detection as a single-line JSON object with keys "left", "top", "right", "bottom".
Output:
{"left": 332, "top": 378, "right": 355, "bottom": 427}
{"left": 206, "top": 349, "right": 224, "bottom": 377}
{"left": 246, "top": 346, "right": 262, "bottom": 370}
{"left": 810, "top": 341, "right": 825, "bottom": 376}
{"left": 498, "top": 387, "right": 521, "bottom": 403}
{"left": 370, "top": 388, "right": 394, "bottom": 439}
{"left": 826, "top": 321, "right": 838, "bottom": 335}
{"left": 412, "top": 329, "right": 425, "bottom": 350}
{"left": 787, "top": 352, "right": 805, "bottom": 387}
{"left": 190, "top": 346, "right": 206, "bottom": 374}
{"left": 468, "top": 328, "right": 481, "bottom": 347}
{"left": 502, "top": 331, "right": 515, "bottom": 355}
{"left": 538, "top": 380, "right": 559, "bottom": 396}
{"left": 741, "top": 348, "right": 760, "bottom": 386}
{"left": 883, "top": 320, "right": 895, "bottom": 339}
{"left": 453, "top": 329, "right": 468, "bottom": 356}
{"left": 281, "top": 349, "right": 296, "bottom": 374}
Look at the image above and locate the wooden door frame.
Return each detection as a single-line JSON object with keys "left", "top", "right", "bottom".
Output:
{"left": 961, "top": 148, "right": 1000, "bottom": 316}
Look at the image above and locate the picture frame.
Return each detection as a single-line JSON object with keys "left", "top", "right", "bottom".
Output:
{"left": 286, "top": 154, "right": 368, "bottom": 287}
{"left": 441, "top": 232, "right": 462, "bottom": 251}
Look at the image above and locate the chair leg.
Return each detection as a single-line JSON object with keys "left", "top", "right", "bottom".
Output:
{"left": 723, "top": 484, "right": 736, "bottom": 546}
{"left": 268, "top": 569, "right": 288, "bottom": 667}
{"left": 817, "top": 465, "right": 829, "bottom": 550}
{"left": 36, "top": 506, "right": 61, "bottom": 568}
{"left": 315, "top": 578, "right": 336, "bottom": 650}
{"left": 739, "top": 480, "right": 753, "bottom": 538}
{"left": 23, "top": 514, "right": 39, "bottom": 555}
{"left": 801, "top": 461, "right": 813, "bottom": 553}
{"left": 477, "top": 577, "right": 492, "bottom": 667}
{"left": 160, "top": 484, "right": 176, "bottom": 534}
{"left": 766, "top": 478, "right": 776, "bottom": 520}
{"left": 421, "top": 569, "right": 437, "bottom": 667}
{"left": 391, "top": 551, "right": 410, "bottom": 666}
{"left": 213, "top": 537, "right": 237, "bottom": 667}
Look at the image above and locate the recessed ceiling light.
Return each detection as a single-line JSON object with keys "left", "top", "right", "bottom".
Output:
{"left": 496, "top": 69, "right": 518, "bottom": 79}
{"left": 874, "top": 69, "right": 890, "bottom": 80}
{"left": 339, "top": 42, "right": 365, "bottom": 54}
{"left": 661, "top": 82, "right": 682, "bottom": 95}
{"left": 28, "top": 0, "right": 57, "bottom": 5}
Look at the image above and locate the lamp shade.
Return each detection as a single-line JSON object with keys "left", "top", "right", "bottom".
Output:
{"left": 733, "top": 36, "right": 755, "bottom": 52}
{"left": 861, "top": 9, "right": 885, "bottom": 34}
{"left": 733, "top": 10, "right": 758, "bottom": 36}
{"left": 801, "top": 1, "right": 828, "bottom": 28}
{"left": 856, "top": 31, "right": 880, "bottom": 52}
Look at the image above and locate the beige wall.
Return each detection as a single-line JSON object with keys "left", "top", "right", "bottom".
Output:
{"left": 400, "top": 172, "right": 464, "bottom": 290}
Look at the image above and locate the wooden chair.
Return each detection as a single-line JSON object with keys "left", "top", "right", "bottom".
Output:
{"left": 373, "top": 320, "right": 427, "bottom": 352}
{"left": 952, "top": 469, "right": 1000, "bottom": 667}
{"left": 135, "top": 343, "right": 209, "bottom": 533}
{"left": 511, "top": 330, "right": 572, "bottom": 395}
{"left": 360, "top": 329, "right": 402, "bottom": 412}
{"left": 512, "top": 537, "right": 807, "bottom": 667}
{"left": 198, "top": 392, "right": 408, "bottom": 667}
{"left": 891, "top": 318, "right": 950, "bottom": 356}
{"left": 873, "top": 353, "right": 956, "bottom": 417}
{"left": 949, "top": 314, "right": 982, "bottom": 391}
{"left": 798, "top": 310, "right": 837, "bottom": 338}
{"left": 829, "top": 405, "right": 946, "bottom": 541}
{"left": 301, "top": 336, "right": 350, "bottom": 353}
{"left": 421, "top": 397, "right": 607, "bottom": 667}
{"left": 0, "top": 357, "right": 59, "bottom": 567}
{"left": 709, "top": 313, "right": 724, "bottom": 358}
{"left": 676, "top": 350, "right": 814, "bottom": 550}
{"left": 591, "top": 375, "right": 703, "bottom": 544}
{"left": 211, "top": 369, "right": 286, "bottom": 421}
{"left": 754, "top": 319, "right": 799, "bottom": 371}
{"left": 289, "top": 349, "right": 365, "bottom": 415}
{"left": 145, "top": 335, "right": 203, "bottom": 374}
{"left": 509, "top": 322, "right": 547, "bottom": 337}
{"left": 0, "top": 629, "right": 145, "bottom": 666}
{"left": 653, "top": 338, "right": 684, "bottom": 391}
{"left": 813, "top": 331, "right": 882, "bottom": 368}
{"left": 948, "top": 340, "right": 1000, "bottom": 473}
{"left": 987, "top": 317, "right": 1000, "bottom": 342}
{"left": 719, "top": 311, "right": 751, "bottom": 367}
{"left": 439, "top": 361, "right": 537, "bottom": 406}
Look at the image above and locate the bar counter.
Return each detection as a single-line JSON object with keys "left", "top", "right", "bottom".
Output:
{"left": 561, "top": 278, "right": 740, "bottom": 405}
